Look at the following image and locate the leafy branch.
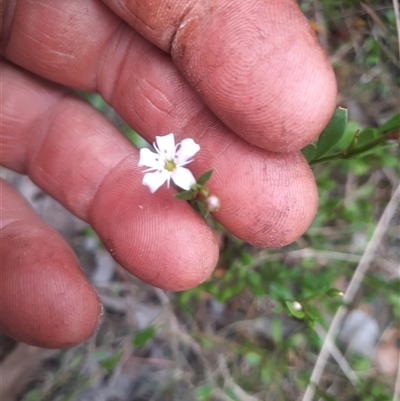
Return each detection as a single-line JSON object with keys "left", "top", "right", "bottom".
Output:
{"left": 302, "top": 109, "right": 400, "bottom": 166}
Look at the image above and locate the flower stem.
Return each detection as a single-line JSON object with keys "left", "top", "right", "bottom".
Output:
{"left": 309, "top": 131, "right": 393, "bottom": 166}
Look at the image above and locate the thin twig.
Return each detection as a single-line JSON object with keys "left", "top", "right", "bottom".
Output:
{"left": 253, "top": 249, "right": 362, "bottom": 266}
{"left": 314, "top": 325, "right": 358, "bottom": 387}
{"left": 313, "top": 0, "right": 329, "bottom": 54}
{"left": 394, "top": 348, "right": 400, "bottom": 401}
{"left": 393, "top": 0, "right": 400, "bottom": 59}
{"left": 302, "top": 184, "right": 400, "bottom": 401}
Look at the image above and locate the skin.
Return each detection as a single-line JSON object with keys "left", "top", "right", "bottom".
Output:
{"left": 0, "top": 0, "right": 337, "bottom": 348}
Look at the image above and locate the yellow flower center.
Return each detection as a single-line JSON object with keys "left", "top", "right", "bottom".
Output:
{"left": 164, "top": 160, "right": 176, "bottom": 172}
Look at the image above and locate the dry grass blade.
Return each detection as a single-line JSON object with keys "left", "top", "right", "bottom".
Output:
{"left": 302, "top": 184, "right": 400, "bottom": 401}
{"left": 314, "top": 325, "right": 359, "bottom": 387}
{"left": 394, "top": 328, "right": 400, "bottom": 401}
{"left": 393, "top": 0, "right": 400, "bottom": 57}
{"left": 0, "top": 344, "right": 56, "bottom": 401}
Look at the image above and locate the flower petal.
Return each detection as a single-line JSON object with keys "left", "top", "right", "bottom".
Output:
{"left": 155, "top": 133, "right": 175, "bottom": 160}
{"left": 138, "top": 148, "right": 164, "bottom": 169}
{"left": 171, "top": 167, "right": 196, "bottom": 190}
{"left": 142, "top": 170, "right": 169, "bottom": 193}
{"left": 174, "top": 138, "right": 200, "bottom": 165}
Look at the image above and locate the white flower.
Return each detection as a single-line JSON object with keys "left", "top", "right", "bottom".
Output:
{"left": 138, "top": 133, "right": 200, "bottom": 193}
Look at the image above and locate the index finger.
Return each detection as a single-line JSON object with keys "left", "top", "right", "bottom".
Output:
{"left": 102, "top": 0, "right": 337, "bottom": 152}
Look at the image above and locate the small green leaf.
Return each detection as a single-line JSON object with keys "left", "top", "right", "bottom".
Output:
{"left": 247, "top": 271, "right": 267, "bottom": 297}
{"left": 216, "top": 283, "right": 246, "bottom": 303}
{"left": 378, "top": 112, "right": 400, "bottom": 134}
{"left": 196, "top": 200, "right": 209, "bottom": 218}
{"left": 98, "top": 350, "right": 123, "bottom": 371}
{"left": 70, "top": 354, "right": 83, "bottom": 369}
{"left": 315, "top": 107, "right": 348, "bottom": 158}
{"left": 245, "top": 352, "right": 262, "bottom": 366}
{"left": 22, "top": 389, "right": 42, "bottom": 401}
{"left": 326, "top": 288, "right": 344, "bottom": 298}
{"left": 304, "top": 310, "right": 318, "bottom": 323}
{"left": 240, "top": 251, "right": 253, "bottom": 266}
{"left": 174, "top": 190, "right": 193, "bottom": 200}
{"left": 82, "top": 226, "right": 96, "bottom": 237}
{"left": 196, "top": 169, "right": 213, "bottom": 185}
{"left": 285, "top": 301, "right": 305, "bottom": 319}
{"left": 343, "top": 130, "right": 359, "bottom": 154}
{"left": 271, "top": 319, "right": 283, "bottom": 345}
{"left": 270, "top": 283, "right": 293, "bottom": 300}
{"left": 301, "top": 143, "right": 317, "bottom": 162}
{"left": 357, "top": 128, "right": 378, "bottom": 146}
{"left": 133, "top": 325, "right": 156, "bottom": 348}
{"left": 195, "top": 384, "right": 214, "bottom": 400}
{"left": 199, "top": 337, "right": 214, "bottom": 349}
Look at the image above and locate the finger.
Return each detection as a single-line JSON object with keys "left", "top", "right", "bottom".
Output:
{"left": 0, "top": 180, "right": 101, "bottom": 348}
{"left": 1, "top": 61, "right": 219, "bottom": 290}
{"left": 2, "top": 0, "right": 319, "bottom": 246}
{"left": 102, "top": 0, "right": 338, "bottom": 152}
{"left": 3, "top": 0, "right": 336, "bottom": 152}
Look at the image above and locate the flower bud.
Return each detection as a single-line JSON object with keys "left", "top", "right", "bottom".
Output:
{"left": 205, "top": 195, "right": 221, "bottom": 212}
{"left": 292, "top": 301, "right": 302, "bottom": 311}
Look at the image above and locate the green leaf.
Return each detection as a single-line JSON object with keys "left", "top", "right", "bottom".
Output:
{"left": 269, "top": 283, "right": 293, "bottom": 300}
{"left": 271, "top": 319, "right": 283, "bottom": 345}
{"left": 285, "top": 301, "right": 305, "bottom": 319}
{"left": 22, "top": 389, "right": 42, "bottom": 401}
{"left": 240, "top": 251, "right": 253, "bottom": 266}
{"left": 377, "top": 112, "right": 400, "bottom": 134}
{"left": 196, "top": 169, "right": 213, "bottom": 185}
{"left": 196, "top": 200, "right": 209, "bottom": 218}
{"left": 133, "top": 325, "right": 156, "bottom": 348}
{"left": 98, "top": 350, "right": 123, "bottom": 371}
{"left": 326, "top": 288, "right": 344, "bottom": 298}
{"left": 247, "top": 271, "right": 267, "bottom": 297}
{"left": 315, "top": 107, "right": 348, "bottom": 158}
{"left": 70, "top": 354, "right": 83, "bottom": 369}
{"left": 357, "top": 128, "right": 378, "bottom": 146}
{"left": 304, "top": 310, "right": 318, "bottom": 323}
{"left": 216, "top": 282, "right": 245, "bottom": 302}
{"left": 195, "top": 384, "right": 214, "bottom": 401}
{"left": 245, "top": 352, "right": 262, "bottom": 366}
{"left": 343, "top": 130, "right": 359, "bottom": 154}
{"left": 174, "top": 190, "right": 193, "bottom": 200}
{"left": 301, "top": 143, "right": 317, "bottom": 162}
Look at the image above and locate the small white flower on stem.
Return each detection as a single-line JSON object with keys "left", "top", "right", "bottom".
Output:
{"left": 138, "top": 133, "right": 200, "bottom": 193}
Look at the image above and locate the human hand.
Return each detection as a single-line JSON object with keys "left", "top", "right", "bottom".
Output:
{"left": 0, "top": 0, "right": 337, "bottom": 348}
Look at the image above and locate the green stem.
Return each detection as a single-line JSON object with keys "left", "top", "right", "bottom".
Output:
{"left": 309, "top": 132, "right": 393, "bottom": 166}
